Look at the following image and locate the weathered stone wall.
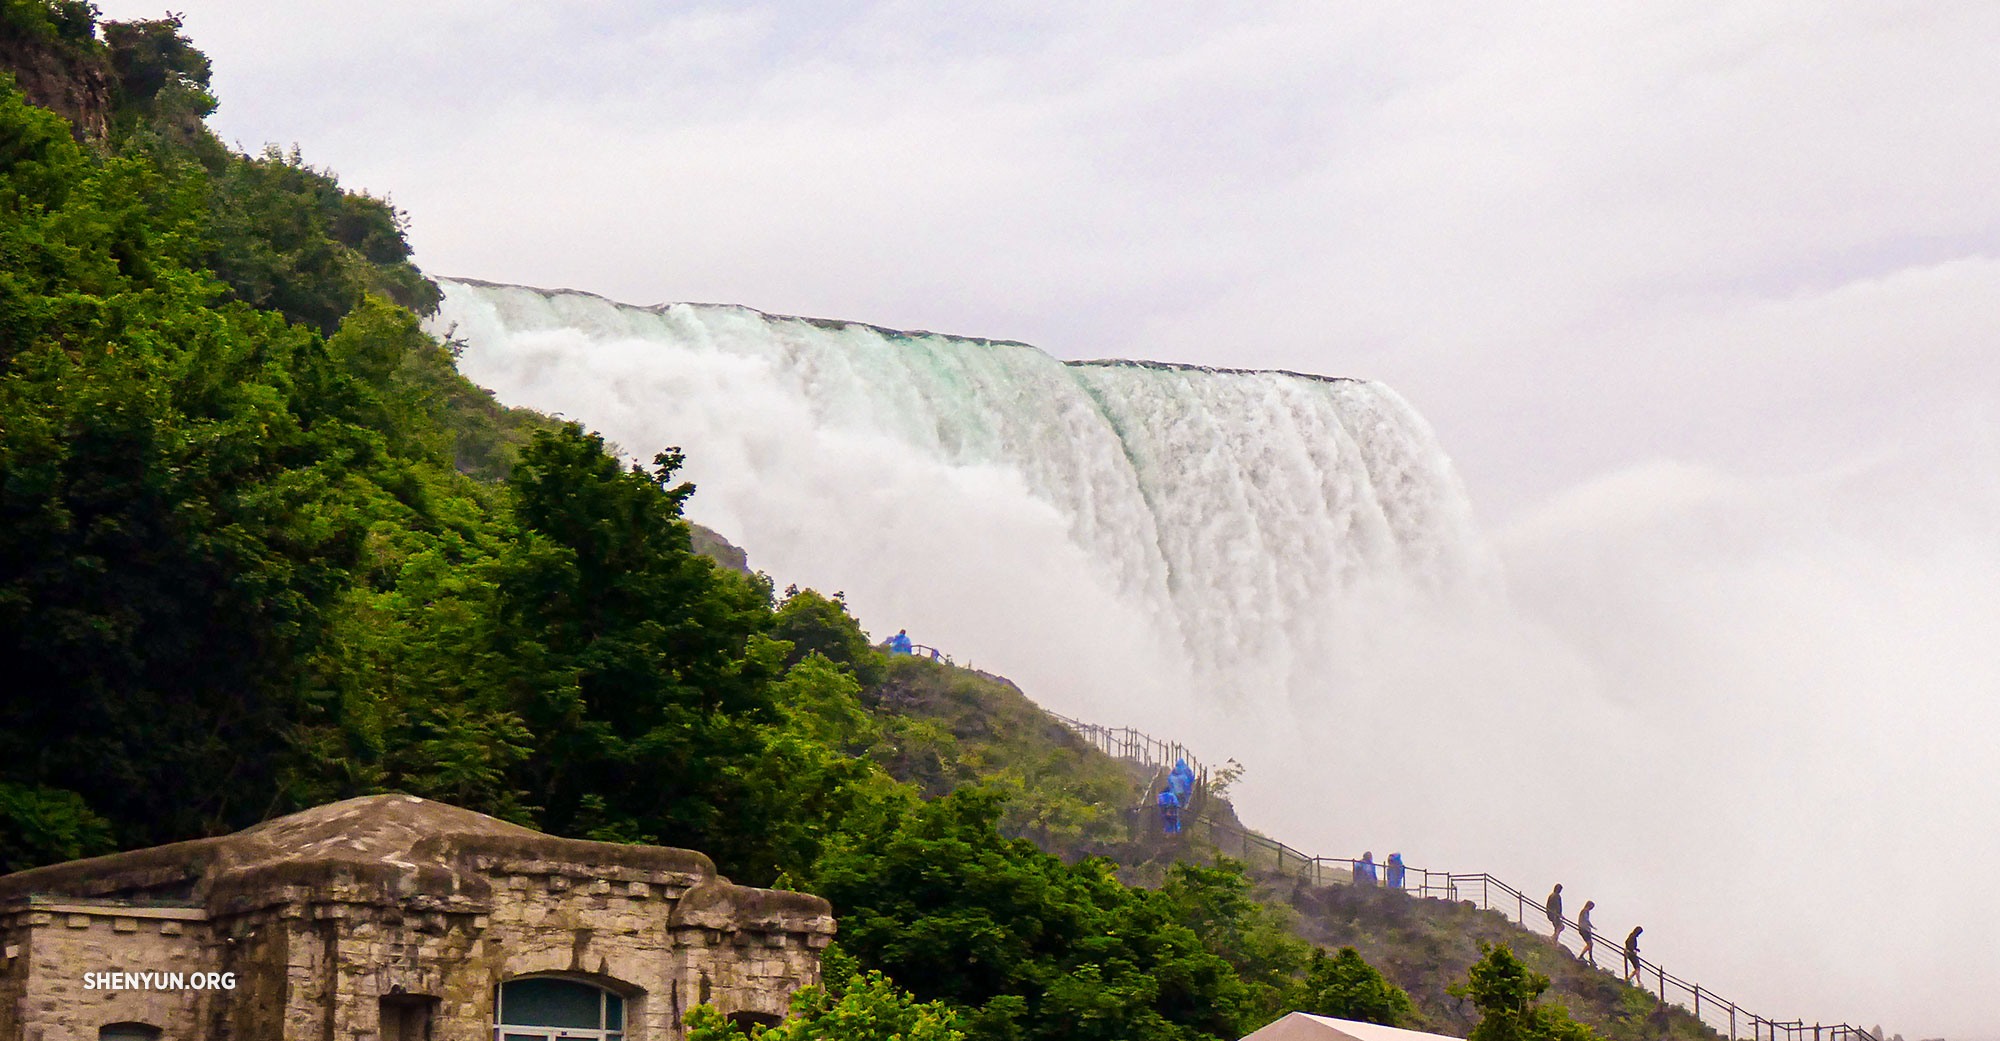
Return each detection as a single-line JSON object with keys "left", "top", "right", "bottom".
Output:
{"left": 0, "top": 796, "right": 834, "bottom": 1040}
{"left": 4, "top": 877, "right": 828, "bottom": 1041}
{"left": 217, "top": 911, "right": 290, "bottom": 1041}
{"left": 2, "top": 903, "right": 216, "bottom": 1041}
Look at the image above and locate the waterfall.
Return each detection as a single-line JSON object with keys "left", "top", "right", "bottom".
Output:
{"left": 428, "top": 278, "right": 1493, "bottom": 720}
{"left": 428, "top": 278, "right": 1992, "bottom": 1024}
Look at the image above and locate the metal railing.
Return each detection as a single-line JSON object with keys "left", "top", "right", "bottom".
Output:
{"left": 883, "top": 640, "right": 955, "bottom": 664}
{"left": 1045, "top": 710, "right": 1208, "bottom": 781}
{"left": 1049, "top": 711, "right": 1881, "bottom": 1041}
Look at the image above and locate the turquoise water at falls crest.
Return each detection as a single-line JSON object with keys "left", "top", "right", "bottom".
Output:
{"left": 431, "top": 279, "right": 1492, "bottom": 714}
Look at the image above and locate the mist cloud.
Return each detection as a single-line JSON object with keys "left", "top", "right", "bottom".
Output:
{"left": 83, "top": 1, "right": 2000, "bottom": 1034}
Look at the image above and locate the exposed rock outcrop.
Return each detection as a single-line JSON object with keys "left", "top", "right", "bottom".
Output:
{"left": 0, "top": 32, "right": 112, "bottom": 143}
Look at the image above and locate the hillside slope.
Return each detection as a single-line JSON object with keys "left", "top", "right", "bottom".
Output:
{"left": 853, "top": 653, "right": 1719, "bottom": 1040}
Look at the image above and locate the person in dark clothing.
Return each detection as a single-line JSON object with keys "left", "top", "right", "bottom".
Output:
{"left": 1355, "top": 852, "right": 1377, "bottom": 885}
{"left": 1545, "top": 883, "right": 1565, "bottom": 943}
{"left": 1623, "top": 925, "right": 1644, "bottom": 983}
{"left": 1577, "top": 900, "right": 1597, "bottom": 965}
{"left": 1385, "top": 852, "right": 1406, "bottom": 889}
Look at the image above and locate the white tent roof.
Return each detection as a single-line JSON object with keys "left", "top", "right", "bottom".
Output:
{"left": 1239, "top": 1012, "right": 1465, "bottom": 1041}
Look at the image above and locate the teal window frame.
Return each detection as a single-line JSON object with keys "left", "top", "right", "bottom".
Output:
{"left": 494, "top": 976, "right": 626, "bottom": 1041}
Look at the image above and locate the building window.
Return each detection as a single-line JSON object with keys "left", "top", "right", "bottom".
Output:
{"left": 496, "top": 977, "right": 625, "bottom": 1041}
{"left": 99, "top": 1026, "right": 162, "bottom": 1041}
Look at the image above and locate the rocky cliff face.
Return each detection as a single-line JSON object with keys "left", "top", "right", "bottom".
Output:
{"left": 0, "top": 33, "right": 112, "bottom": 143}
{"left": 690, "top": 522, "right": 752, "bottom": 574}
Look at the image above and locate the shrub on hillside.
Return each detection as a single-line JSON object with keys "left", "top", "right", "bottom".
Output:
{"left": 1296, "top": 946, "right": 1416, "bottom": 1028}
{"left": 1455, "top": 943, "right": 1599, "bottom": 1041}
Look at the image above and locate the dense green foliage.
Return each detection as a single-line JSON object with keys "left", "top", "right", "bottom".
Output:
{"left": 101, "top": 15, "right": 214, "bottom": 137}
{"left": 0, "top": 82, "right": 367, "bottom": 841}
{"left": 0, "top": 782, "right": 111, "bottom": 868}
{"left": 1456, "top": 944, "right": 1600, "bottom": 1041}
{"left": 808, "top": 789, "right": 1263, "bottom": 1041}
{"left": 773, "top": 585, "right": 884, "bottom": 683}
{"left": 1156, "top": 861, "right": 1311, "bottom": 1019}
{"left": 1, "top": 0, "right": 93, "bottom": 47}
{"left": 0, "top": 15, "right": 1429, "bottom": 1041}
{"left": 201, "top": 145, "right": 439, "bottom": 331}
{"left": 686, "top": 949, "right": 968, "bottom": 1041}
{"left": 1298, "top": 947, "right": 1416, "bottom": 1027}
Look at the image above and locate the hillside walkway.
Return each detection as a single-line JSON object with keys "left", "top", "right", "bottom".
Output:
{"left": 1047, "top": 711, "right": 1879, "bottom": 1041}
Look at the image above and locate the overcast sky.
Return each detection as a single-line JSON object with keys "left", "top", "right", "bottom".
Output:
{"left": 89, "top": 3, "right": 2000, "bottom": 1033}
{"left": 95, "top": 0, "right": 2000, "bottom": 519}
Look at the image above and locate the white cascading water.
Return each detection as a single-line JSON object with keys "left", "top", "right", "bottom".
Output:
{"left": 426, "top": 277, "right": 2000, "bottom": 1031}
{"left": 430, "top": 278, "right": 1495, "bottom": 724}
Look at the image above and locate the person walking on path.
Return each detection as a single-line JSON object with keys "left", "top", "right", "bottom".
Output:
{"left": 1623, "top": 925, "right": 1644, "bottom": 983}
{"left": 889, "top": 629, "right": 913, "bottom": 655}
{"left": 1577, "top": 900, "right": 1597, "bottom": 965}
{"left": 1545, "top": 884, "right": 1564, "bottom": 943}
{"left": 1157, "top": 788, "right": 1181, "bottom": 835}
{"left": 1385, "top": 853, "right": 1406, "bottom": 889}
{"left": 1355, "top": 852, "right": 1378, "bottom": 885}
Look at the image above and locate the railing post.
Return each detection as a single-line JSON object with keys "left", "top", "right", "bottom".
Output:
{"left": 1048, "top": 710, "right": 1846, "bottom": 1041}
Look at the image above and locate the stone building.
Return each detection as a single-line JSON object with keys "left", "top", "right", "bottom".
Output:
{"left": 0, "top": 795, "right": 835, "bottom": 1040}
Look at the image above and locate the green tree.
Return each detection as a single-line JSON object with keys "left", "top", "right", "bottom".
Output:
{"left": 0, "top": 783, "right": 114, "bottom": 873}
{"left": 1454, "top": 944, "right": 1598, "bottom": 1041}
{"left": 102, "top": 15, "right": 213, "bottom": 131}
{"left": 808, "top": 788, "right": 1258, "bottom": 1041}
{"left": 200, "top": 145, "right": 438, "bottom": 332}
{"left": 772, "top": 585, "right": 884, "bottom": 683}
{"left": 1, "top": 0, "right": 98, "bottom": 44}
{"left": 771, "top": 653, "right": 878, "bottom": 752}
{"left": 1296, "top": 947, "right": 1415, "bottom": 1027}
{"left": 1158, "top": 861, "right": 1311, "bottom": 1022}
{"left": 491, "top": 424, "right": 783, "bottom": 851}
{"left": 0, "top": 72, "right": 533, "bottom": 853}
{"left": 0, "top": 83, "right": 378, "bottom": 847}
{"left": 686, "top": 954, "right": 967, "bottom": 1041}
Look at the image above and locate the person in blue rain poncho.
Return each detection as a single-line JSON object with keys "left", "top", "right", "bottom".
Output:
{"left": 1167, "top": 758, "right": 1196, "bottom": 807}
